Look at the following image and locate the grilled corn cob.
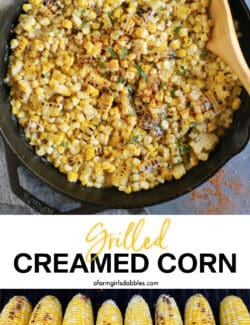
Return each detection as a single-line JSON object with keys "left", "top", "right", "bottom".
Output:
{"left": 96, "top": 300, "right": 122, "bottom": 325}
{"left": 220, "top": 295, "right": 250, "bottom": 325}
{"left": 156, "top": 294, "right": 183, "bottom": 325}
{"left": 28, "top": 295, "right": 62, "bottom": 325}
{"left": 62, "top": 294, "right": 94, "bottom": 325}
{"left": 0, "top": 296, "right": 32, "bottom": 325}
{"left": 125, "top": 295, "right": 152, "bottom": 325}
{"left": 185, "top": 294, "right": 215, "bottom": 325}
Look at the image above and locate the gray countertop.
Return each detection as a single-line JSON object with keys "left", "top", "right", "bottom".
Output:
{"left": 0, "top": 1, "right": 249, "bottom": 214}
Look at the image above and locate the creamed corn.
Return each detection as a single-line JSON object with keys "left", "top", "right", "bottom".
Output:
{"left": 7, "top": 0, "right": 242, "bottom": 193}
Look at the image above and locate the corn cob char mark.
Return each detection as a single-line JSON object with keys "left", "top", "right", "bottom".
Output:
{"left": 0, "top": 296, "right": 32, "bottom": 325}
{"left": 156, "top": 294, "right": 183, "bottom": 325}
{"left": 62, "top": 294, "right": 94, "bottom": 325}
{"left": 125, "top": 295, "right": 153, "bottom": 325}
{"left": 185, "top": 294, "right": 215, "bottom": 325}
{"left": 220, "top": 295, "right": 250, "bottom": 325}
{"left": 28, "top": 295, "right": 62, "bottom": 325}
{"left": 96, "top": 299, "right": 122, "bottom": 325}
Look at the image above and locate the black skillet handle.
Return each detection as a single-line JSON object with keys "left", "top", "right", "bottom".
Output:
{"left": 3, "top": 141, "right": 105, "bottom": 214}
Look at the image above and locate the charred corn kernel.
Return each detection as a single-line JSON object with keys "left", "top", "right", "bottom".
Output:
{"left": 185, "top": 294, "right": 215, "bottom": 325}
{"left": 22, "top": 16, "right": 36, "bottom": 32}
{"left": 135, "top": 28, "right": 149, "bottom": 39}
{"left": 172, "top": 164, "right": 186, "bottom": 180}
{"left": 148, "top": 23, "right": 157, "bottom": 33}
{"left": 0, "top": 296, "right": 32, "bottom": 325}
{"left": 10, "top": 39, "right": 19, "bottom": 49}
{"left": 62, "top": 20, "right": 73, "bottom": 29}
{"left": 22, "top": 3, "right": 32, "bottom": 12}
{"left": 96, "top": 300, "right": 122, "bottom": 325}
{"left": 86, "top": 146, "right": 95, "bottom": 160}
{"left": 28, "top": 295, "right": 62, "bottom": 325}
{"left": 114, "top": 7, "right": 123, "bottom": 18}
{"left": 232, "top": 98, "right": 241, "bottom": 110}
{"left": 125, "top": 295, "right": 152, "bottom": 325}
{"left": 87, "top": 85, "right": 99, "bottom": 97}
{"left": 170, "top": 40, "right": 181, "bottom": 50}
{"left": 67, "top": 171, "right": 78, "bottom": 182}
{"left": 176, "top": 49, "right": 186, "bottom": 58}
{"left": 220, "top": 295, "right": 250, "bottom": 325}
{"left": 63, "top": 294, "right": 94, "bottom": 325}
{"left": 179, "top": 28, "right": 188, "bottom": 37}
{"left": 155, "top": 295, "right": 183, "bottom": 325}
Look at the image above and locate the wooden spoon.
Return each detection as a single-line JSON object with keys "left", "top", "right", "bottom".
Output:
{"left": 207, "top": 0, "right": 250, "bottom": 95}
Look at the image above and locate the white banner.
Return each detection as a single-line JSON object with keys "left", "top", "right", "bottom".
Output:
{"left": 0, "top": 215, "right": 249, "bottom": 289}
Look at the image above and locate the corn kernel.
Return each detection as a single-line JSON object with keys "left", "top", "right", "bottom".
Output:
{"left": 62, "top": 19, "right": 73, "bottom": 29}
{"left": 67, "top": 171, "right": 78, "bottom": 182}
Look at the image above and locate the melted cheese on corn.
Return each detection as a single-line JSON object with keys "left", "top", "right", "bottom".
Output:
{"left": 7, "top": 0, "right": 242, "bottom": 193}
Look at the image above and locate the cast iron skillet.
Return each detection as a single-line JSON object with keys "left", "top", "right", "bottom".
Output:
{"left": 0, "top": 0, "right": 249, "bottom": 210}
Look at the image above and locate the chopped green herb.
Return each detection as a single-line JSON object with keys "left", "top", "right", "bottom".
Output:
{"left": 148, "top": 47, "right": 153, "bottom": 51}
{"left": 200, "top": 52, "right": 208, "bottom": 59}
{"left": 131, "top": 135, "right": 139, "bottom": 143}
{"left": 97, "top": 56, "right": 106, "bottom": 69}
{"left": 173, "top": 26, "right": 181, "bottom": 33}
{"left": 81, "top": 20, "right": 88, "bottom": 27}
{"left": 61, "top": 140, "right": 68, "bottom": 149}
{"left": 159, "top": 81, "right": 166, "bottom": 89}
{"left": 120, "top": 47, "right": 128, "bottom": 59}
{"left": 129, "top": 110, "right": 137, "bottom": 116}
{"left": 134, "top": 63, "right": 148, "bottom": 82}
{"left": 178, "top": 140, "right": 191, "bottom": 154}
{"left": 81, "top": 9, "right": 87, "bottom": 14}
{"left": 180, "top": 65, "right": 186, "bottom": 71}
{"left": 108, "top": 46, "right": 117, "bottom": 58}
{"left": 187, "top": 103, "right": 193, "bottom": 108}
{"left": 192, "top": 127, "right": 198, "bottom": 136}
{"left": 165, "top": 103, "right": 170, "bottom": 109}
{"left": 107, "top": 11, "right": 112, "bottom": 17}
{"left": 127, "top": 85, "right": 134, "bottom": 93}
{"left": 170, "top": 89, "right": 175, "bottom": 97}
{"left": 118, "top": 76, "right": 125, "bottom": 84}
{"left": 175, "top": 70, "right": 181, "bottom": 75}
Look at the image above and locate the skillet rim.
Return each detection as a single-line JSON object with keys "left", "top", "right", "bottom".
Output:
{"left": 0, "top": 0, "right": 249, "bottom": 209}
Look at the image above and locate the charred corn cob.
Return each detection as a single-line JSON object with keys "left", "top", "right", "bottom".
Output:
{"left": 28, "top": 295, "right": 62, "bottom": 325}
{"left": 125, "top": 295, "right": 152, "bottom": 325}
{"left": 156, "top": 294, "right": 183, "bottom": 325}
{"left": 220, "top": 295, "right": 250, "bottom": 325}
{"left": 62, "top": 294, "right": 94, "bottom": 325}
{"left": 185, "top": 294, "right": 215, "bottom": 325}
{"left": 0, "top": 296, "right": 32, "bottom": 325}
{"left": 96, "top": 300, "right": 122, "bottom": 325}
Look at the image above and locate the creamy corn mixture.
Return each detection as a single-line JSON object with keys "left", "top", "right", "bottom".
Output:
{"left": 6, "top": 0, "right": 242, "bottom": 193}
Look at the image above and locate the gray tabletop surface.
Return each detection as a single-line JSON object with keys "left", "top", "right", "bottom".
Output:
{"left": 0, "top": 1, "right": 249, "bottom": 215}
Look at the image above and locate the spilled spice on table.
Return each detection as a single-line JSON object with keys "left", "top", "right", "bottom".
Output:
{"left": 191, "top": 168, "right": 244, "bottom": 214}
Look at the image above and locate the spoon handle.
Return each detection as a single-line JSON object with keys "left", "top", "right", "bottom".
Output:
{"left": 207, "top": 0, "right": 250, "bottom": 95}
